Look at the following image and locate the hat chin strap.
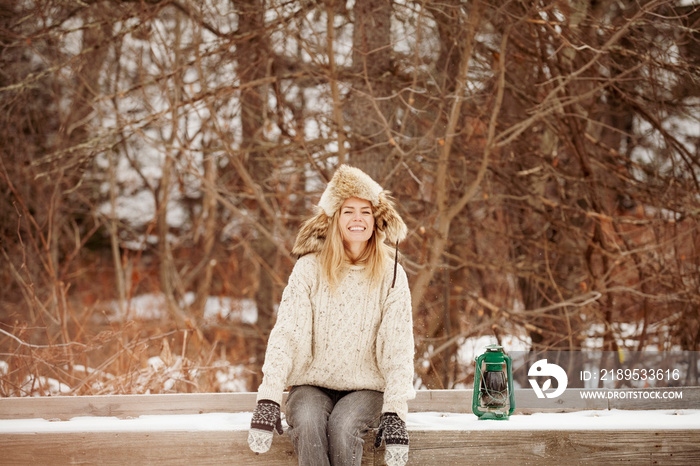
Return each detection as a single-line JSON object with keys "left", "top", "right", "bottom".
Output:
{"left": 391, "top": 240, "right": 399, "bottom": 288}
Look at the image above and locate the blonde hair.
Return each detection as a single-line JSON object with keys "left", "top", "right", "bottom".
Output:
{"left": 319, "top": 209, "right": 393, "bottom": 288}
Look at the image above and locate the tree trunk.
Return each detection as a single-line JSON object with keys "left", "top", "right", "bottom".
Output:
{"left": 233, "top": 0, "right": 276, "bottom": 389}
{"left": 346, "top": 0, "right": 393, "bottom": 178}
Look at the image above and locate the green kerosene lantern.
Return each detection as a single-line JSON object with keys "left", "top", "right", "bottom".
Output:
{"left": 472, "top": 344, "right": 515, "bottom": 420}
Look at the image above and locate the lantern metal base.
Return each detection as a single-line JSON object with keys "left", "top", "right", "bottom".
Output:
{"left": 474, "top": 408, "right": 511, "bottom": 420}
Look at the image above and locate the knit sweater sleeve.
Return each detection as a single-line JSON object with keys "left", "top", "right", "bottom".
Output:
{"left": 256, "top": 255, "right": 315, "bottom": 404}
{"left": 376, "top": 264, "right": 416, "bottom": 420}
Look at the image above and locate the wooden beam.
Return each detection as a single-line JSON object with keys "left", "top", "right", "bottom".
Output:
{"left": 1, "top": 390, "right": 699, "bottom": 465}
{"left": 403, "top": 430, "right": 700, "bottom": 465}
{"left": 0, "top": 392, "right": 257, "bottom": 421}
{"left": 0, "top": 431, "right": 301, "bottom": 465}
{"left": 1, "top": 429, "right": 699, "bottom": 465}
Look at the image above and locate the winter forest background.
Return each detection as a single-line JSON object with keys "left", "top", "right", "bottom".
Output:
{"left": 1, "top": 0, "right": 699, "bottom": 397}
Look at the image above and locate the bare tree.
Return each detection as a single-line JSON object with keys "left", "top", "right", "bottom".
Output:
{"left": 1, "top": 0, "right": 698, "bottom": 395}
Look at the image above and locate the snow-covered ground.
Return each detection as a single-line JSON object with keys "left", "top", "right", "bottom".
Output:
{"left": 104, "top": 292, "right": 258, "bottom": 324}
{"left": 1, "top": 409, "right": 699, "bottom": 434}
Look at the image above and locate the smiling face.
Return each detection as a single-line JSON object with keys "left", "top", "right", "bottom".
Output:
{"left": 338, "top": 197, "right": 375, "bottom": 258}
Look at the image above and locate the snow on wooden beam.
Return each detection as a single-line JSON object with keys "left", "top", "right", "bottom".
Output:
{"left": 2, "top": 387, "right": 696, "bottom": 421}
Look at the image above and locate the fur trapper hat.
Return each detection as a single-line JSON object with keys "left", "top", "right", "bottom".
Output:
{"left": 292, "top": 165, "right": 407, "bottom": 257}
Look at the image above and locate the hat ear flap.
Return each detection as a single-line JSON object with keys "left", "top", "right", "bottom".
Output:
{"left": 292, "top": 208, "right": 332, "bottom": 257}
{"left": 374, "top": 192, "right": 407, "bottom": 244}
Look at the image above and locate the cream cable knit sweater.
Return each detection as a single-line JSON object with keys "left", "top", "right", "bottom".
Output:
{"left": 256, "top": 253, "right": 416, "bottom": 420}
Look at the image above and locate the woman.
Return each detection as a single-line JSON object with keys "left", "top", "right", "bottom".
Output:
{"left": 247, "top": 165, "right": 415, "bottom": 466}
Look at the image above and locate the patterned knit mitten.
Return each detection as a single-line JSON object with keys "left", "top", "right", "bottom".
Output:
{"left": 374, "top": 412, "right": 409, "bottom": 466}
{"left": 248, "top": 399, "right": 284, "bottom": 453}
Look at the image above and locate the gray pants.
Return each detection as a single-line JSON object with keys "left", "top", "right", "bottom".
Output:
{"left": 285, "top": 385, "right": 383, "bottom": 466}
